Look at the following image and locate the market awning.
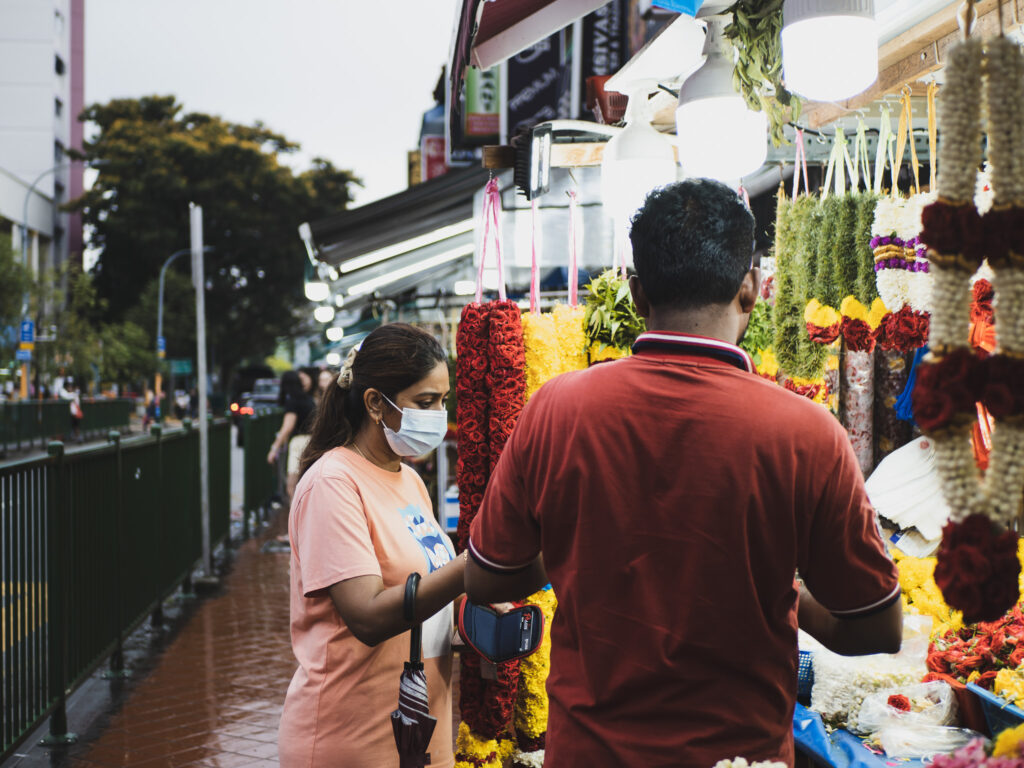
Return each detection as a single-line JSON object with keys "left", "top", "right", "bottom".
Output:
{"left": 298, "top": 166, "right": 490, "bottom": 311}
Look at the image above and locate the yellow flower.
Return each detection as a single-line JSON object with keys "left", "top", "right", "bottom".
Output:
{"left": 515, "top": 588, "right": 559, "bottom": 740}
{"left": 589, "top": 343, "right": 629, "bottom": 363}
{"left": 839, "top": 296, "right": 869, "bottom": 322}
{"left": 455, "top": 722, "right": 503, "bottom": 767}
{"left": 996, "top": 669, "right": 1024, "bottom": 710}
{"left": 992, "top": 720, "right": 1024, "bottom": 756}
{"left": 867, "top": 298, "right": 889, "bottom": 330}
{"left": 522, "top": 305, "right": 589, "bottom": 402}
{"left": 757, "top": 348, "right": 779, "bottom": 378}
{"left": 804, "top": 299, "right": 841, "bottom": 328}
{"left": 551, "top": 304, "right": 588, "bottom": 371}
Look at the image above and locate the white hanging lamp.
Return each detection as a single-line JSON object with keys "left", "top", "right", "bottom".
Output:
{"left": 601, "top": 87, "right": 678, "bottom": 222}
{"left": 675, "top": 16, "right": 768, "bottom": 182}
{"left": 304, "top": 280, "right": 329, "bottom": 302}
{"left": 782, "top": 0, "right": 877, "bottom": 102}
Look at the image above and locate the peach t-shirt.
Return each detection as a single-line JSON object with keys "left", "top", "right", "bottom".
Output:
{"left": 278, "top": 447, "right": 457, "bottom": 768}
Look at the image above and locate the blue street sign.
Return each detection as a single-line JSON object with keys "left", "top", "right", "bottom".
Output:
{"left": 15, "top": 348, "right": 32, "bottom": 361}
{"left": 20, "top": 320, "right": 34, "bottom": 344}
{"left": 157, "top": 336, "right": 166, "bottom": 353}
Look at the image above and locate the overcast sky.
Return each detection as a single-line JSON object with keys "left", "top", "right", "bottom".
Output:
{"left": 85, "top": 0, "right": 460, "bottom": 207}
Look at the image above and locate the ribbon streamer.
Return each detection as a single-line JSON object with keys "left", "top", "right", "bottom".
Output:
{"left": 567, "top": 189, "right": 579, "bottom": 307}
{"left": 792, "top": 129, "right": 810, "bottom": 198}
{"left": 927, "top": 81, "right": 939, "bottom": 189}
{"left": 475, "top": 179, "right": 507, "bottom": 304}
{"left": 530, "top": 199, "right": 540, "bottom": 314}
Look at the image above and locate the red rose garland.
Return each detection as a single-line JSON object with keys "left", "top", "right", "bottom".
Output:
{"left": 456, "top": 299, "right": 528, "bottom": 760}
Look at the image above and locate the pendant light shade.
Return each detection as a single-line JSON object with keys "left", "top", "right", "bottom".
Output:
{"left": 782, "top": 0, "right": 877, "bottom": 102}
{"left": 313, "top": 305, "right": 335, "bottom": 324}
{"left": 675, "top": 17, "right": 768, "bottom": 182}
{"left": 304, "top": 280, "right": 329, "bottom": 302}
{"left": 601, "top": 90, "right": 678, "bottom": 222}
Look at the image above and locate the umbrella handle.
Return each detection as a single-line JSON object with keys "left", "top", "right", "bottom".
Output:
{"left": 404, "top": 572, "right": 423, "bottom": 666}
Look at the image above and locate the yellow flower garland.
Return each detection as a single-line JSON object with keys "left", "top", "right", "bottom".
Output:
{"left": 756, "top": 348, "right": 779, "bottom": 379}
{"left": 454, "top": 722, "right": 508, "bottom": 768}
{"left": 993, "top": 721, "right": 1024, "bottom": 756}
{"left": 523, "top": 305, "right": 589, "bottom": 401}
{"left": 891, "top": 548, "right": 964, "bottom": 637}
{"left": 514, "top": 589, "right": 558, "bottom": 744}
{"left": 804, "top": 299, "right": 841, "bottom": 329}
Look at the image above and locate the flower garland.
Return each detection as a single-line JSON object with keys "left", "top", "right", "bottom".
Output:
{"left": 893, "top": 548, "right": 963, "bottom": 639}
{"left": 455, "top": 298, "right": 528, "bottom": 767}
{"left": 933, "top": 736, "right": 1024, "bottom": 765}
{"left": 522, "top": 305, "right": 588, "bottom": 400}
{"left": 926, "top": 603, "right": 1024, "bottom": 689}
{"left": 713, "top": 759, "right": 787, "bottom": 768}
{"left": 511, "top": 588, "right": 557, "bottom": 768}
{"left": 915, "top": 33, "right": 1024, "bottom": 624}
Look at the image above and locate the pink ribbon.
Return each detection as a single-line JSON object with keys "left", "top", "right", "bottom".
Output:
{"left": 530, "top": 199, "right": 540, "bottom": 314}
{"left": 568, "top": 190, "right": 578, "bottom": 307}
{"left": 475, "top": 178, "right": 506, "bottom": 304}
{"left": 738, "top": 184, "right": 751, "bottom": 209}
{"left": 792, "top": 129, "right": 810, "bottom": 198}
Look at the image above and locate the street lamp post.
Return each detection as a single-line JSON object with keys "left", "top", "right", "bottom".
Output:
{"left": 18, "top": 159, "right": 98, "bottom": 399}
{"left": 155, "top": 246, "right": 212, "bottom": 421}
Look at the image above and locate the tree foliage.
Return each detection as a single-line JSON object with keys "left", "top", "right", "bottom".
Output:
{"left": 69, "top": 95, "right": 359, "bottom": 384}
{"left": 0, "top": 232, "right": 29, "bottom": 361}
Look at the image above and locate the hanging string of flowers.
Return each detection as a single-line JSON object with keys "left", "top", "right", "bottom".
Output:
{"left": 455, "top": 181, "right": 529, "bottom": 767}
{"left": 915, "top": 33, "right": 1024, "bottom": 624}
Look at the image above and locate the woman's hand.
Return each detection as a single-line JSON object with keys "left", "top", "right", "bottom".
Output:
{"left": 267, "top": 445, "right": 279, "bottom": 465}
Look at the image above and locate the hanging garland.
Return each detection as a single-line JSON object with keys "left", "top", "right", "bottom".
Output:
{"left": 455, "top": 182, "right": 529, "bottom": 767}
{"left": 915, "top": 33, "right": 1024, "bottom": 624}
{"left": 583, "top": 269, "right": 644, "bottom": 362}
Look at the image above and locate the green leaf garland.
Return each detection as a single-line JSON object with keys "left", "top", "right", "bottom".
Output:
{"left": 855, "top": 192, "right": 880, "bottom": 304}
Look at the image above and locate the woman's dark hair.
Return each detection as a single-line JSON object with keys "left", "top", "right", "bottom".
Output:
{"left": 277, "top": 370, "right": 304, "bottom": 406}
{"left": 299, "top": 323, "right": 447, "bottom": 476}
{"left": 629, "top": 179, "right": 755, "bottom": 310}
{"left": 298, "top": 367, "right": 319, "bottom": 391}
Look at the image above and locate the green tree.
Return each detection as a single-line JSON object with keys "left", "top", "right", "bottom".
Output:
{"left": 0, "top": 232, "right": 29, "bottom": 363}
{"left": 100, "top": 321, "right": 154, "bottom": 385}
{"left": 69, "top": 95, "right": 359, "bottom": 385}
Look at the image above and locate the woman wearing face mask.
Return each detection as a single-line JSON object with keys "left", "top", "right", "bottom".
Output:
{"left": 278, "top": 323, "right": 463, "bottom": 768}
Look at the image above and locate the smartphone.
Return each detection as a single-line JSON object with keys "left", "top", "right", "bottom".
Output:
{"left": 458, "top": 600, "right": 545, "bottom": 664}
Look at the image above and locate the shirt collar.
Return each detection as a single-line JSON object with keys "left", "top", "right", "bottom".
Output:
{"left": 631, "top": 331, "right": 755, "bottom": 374}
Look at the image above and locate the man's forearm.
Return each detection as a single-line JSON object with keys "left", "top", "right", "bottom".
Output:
{"left": 465, "top": 554, "right": 547, "bottom": 604}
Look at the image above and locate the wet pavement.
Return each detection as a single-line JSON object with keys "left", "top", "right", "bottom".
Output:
{"left": 6, "top": 535, "right": 294, "bottom": 768}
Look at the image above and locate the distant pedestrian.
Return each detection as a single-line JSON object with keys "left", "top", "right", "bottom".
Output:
{"left": 266, "top": 370, "right": 315, "bottom": 505}
{"left": 61, "top": 379, "right": 83, "bottom": 443}
{"left": 316, "top": 367, "right": 333, "bottom": 406}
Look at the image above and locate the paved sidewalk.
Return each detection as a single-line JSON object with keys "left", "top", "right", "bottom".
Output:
{"left": 33, "top": 539, "right": 294, "bottom": 768}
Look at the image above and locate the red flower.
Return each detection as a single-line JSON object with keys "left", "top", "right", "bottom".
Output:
{"left": 983, "top": 355, "right": 1024, "bottom": 418}
{"left": 841, "top": 318, "right": 875, "bottom": 352}
{"left": 807, "top": 322, "right": 841, "bottom": 344}
{"left": 934, "top": 515, "right": 1021, "bottom": 624}
{"left": 921, "top": 201, "right": 985, "bottom": 266}
{"left": 887, "top": 694, "right": 912, "bottom": 712}
{"left": 913, "top": 350, "right": 986, "bottom": 431}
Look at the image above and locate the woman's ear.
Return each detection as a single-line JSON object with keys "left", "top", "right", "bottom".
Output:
{"left": 363, "top": 388, "right": 383, "bottom": 425}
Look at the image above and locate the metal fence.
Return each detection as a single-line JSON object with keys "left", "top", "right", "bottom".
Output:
{"left": 0, "top": 418, "right": 231, "bottom": 760}
{"left": 241, "top": 407, "right": 282, "bottom": 538}
{"left": 0, "top": 398, "right": 135, "bottom": 455}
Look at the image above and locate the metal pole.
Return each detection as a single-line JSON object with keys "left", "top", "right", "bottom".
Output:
{"left": 190, "top": 203, "right": 213, "bottom": 579}
{"left": 155, "top": 248, "right": 188, "bottom": 422}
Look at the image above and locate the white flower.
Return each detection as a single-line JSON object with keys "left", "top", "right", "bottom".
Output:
{"left": 905, "top": 271, "right": 933, "bottom": 313}
{"left": 876, "top": 270, "right": 910, "bottom": 312}
{"left": 810, "top": 648, "right": 924, "bottom": 730}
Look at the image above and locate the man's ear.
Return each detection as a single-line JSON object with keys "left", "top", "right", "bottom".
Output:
{"left": 629, "top": 275, "right": 651, "bottom": 319}
{"left": 737, "top": 267, "right": 761, "bottom": 314}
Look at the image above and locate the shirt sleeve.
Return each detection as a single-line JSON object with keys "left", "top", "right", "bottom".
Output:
{"left": 468, "top": 402, "right": 541, "bottom": 574}
{"left": 293, "top": 468, "right": 381, "bottom": 596}
{"left": 798, "top": 426, "right": 900, "bottom": 618}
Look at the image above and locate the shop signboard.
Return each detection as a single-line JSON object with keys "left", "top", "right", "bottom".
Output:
{"left": 464, "top": 67, "right": 500, "bottom": 141}
{"left": 581, "top": 0, "right": 631, "bottom": 105}
{"left": 505, "top": 30, "right": 574, "bottom": 138}
{"left": 420, "top": 135, "right": 448, "bottom": 182}
{"left": 169, "top": 358, "right": 193, "bottom": 375}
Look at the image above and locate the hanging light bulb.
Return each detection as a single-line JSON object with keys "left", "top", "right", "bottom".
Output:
{"left": 313, "top": 305, "right": 335, "bottom": 324}
{"left": 676, "top": 16, "right": 768, "bottom": 182}
{"left": 325, "top": 326, "right": 345, "bottom": 342}
{"left": 782, "top": 0, "right": 877, "bottom": 102}
{"left": 601, "top": 87, "right": 678, "bottom": 222}
{"left": 304, "top": 281, "right": 329, "bottom": 302}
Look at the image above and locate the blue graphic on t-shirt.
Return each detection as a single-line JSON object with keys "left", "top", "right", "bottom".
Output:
{"left": 398, "top": 505, "right": 456, "bottom": 573}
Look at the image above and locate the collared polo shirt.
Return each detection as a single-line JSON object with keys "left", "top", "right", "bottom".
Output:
{"left": 470, "top": 331, "right": 899, "bottom": 768}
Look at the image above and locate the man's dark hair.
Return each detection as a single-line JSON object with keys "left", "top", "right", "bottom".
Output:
{"left": 629, "top": 179, "right": 755, "bottom": 309}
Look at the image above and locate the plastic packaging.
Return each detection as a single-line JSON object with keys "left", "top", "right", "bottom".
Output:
{"left": 855, "top": 681, "right": 957, "bottom": 735}
{"left": 877, "top": 724, "right": 981, "bottom": 758}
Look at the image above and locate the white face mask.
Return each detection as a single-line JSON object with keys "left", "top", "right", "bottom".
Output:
{"left": 380, "top": 394, "right": 448, "bottom": 457}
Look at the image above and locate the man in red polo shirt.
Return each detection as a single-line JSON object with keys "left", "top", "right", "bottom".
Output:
{"left": 465, "top": 179, "right": 901, "bottom": 767}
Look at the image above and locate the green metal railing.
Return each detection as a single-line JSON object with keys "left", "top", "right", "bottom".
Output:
{"left": 0, "top": 398, "right": 135, "bottom": 454}
{"left": 0, "top": 418, "right": 231, "bottom": 759}
{"left": 241, "top": 407, "right": 282, "bottom": 538}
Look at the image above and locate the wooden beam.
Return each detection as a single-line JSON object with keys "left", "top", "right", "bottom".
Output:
{"left": 483, "top": 141, "right": 681, "bottom": 170}
{"left": 803, "top": 0, "right": 1021, "bottom": 128}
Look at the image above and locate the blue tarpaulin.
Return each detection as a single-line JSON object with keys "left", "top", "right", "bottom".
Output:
{"left": 649, "top": 0, "right": 703, "bottom": 16}
{"left": 794, "top": 704, "right": 930, "bottom": 768}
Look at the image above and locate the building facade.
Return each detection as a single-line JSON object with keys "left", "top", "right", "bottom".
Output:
{"left": 0, "top": 0, "right": 85, "bottom": 277}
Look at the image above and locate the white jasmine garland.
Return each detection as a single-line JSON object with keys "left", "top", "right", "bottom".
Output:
{"left": 906, "top": 271, "right": 934, "bottom": 313}
{"left": 876, "top": 270, "right": 910, "bottom": 312}
{"left": 810, "top": 648, "right": 923, "bottom": 730}
{"left": 713, "top": 759, "right": 787, "bottom": 768}
{"left": 936, "top": 39, "right": 984, "bottom": 205}
{"left": 513, "top": 750, "right": 546, "bottom": 768}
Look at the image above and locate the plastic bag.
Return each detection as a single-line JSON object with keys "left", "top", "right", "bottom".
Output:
{"left": 877, "top": 724, "right": 981, "bottom": 758}
{"left": 854, "top": 681, "right": 957, "bottom": 735}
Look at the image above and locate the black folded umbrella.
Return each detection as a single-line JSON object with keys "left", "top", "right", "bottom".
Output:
{"left": 392, "top": 573, "right": 437, "bottom": 768}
